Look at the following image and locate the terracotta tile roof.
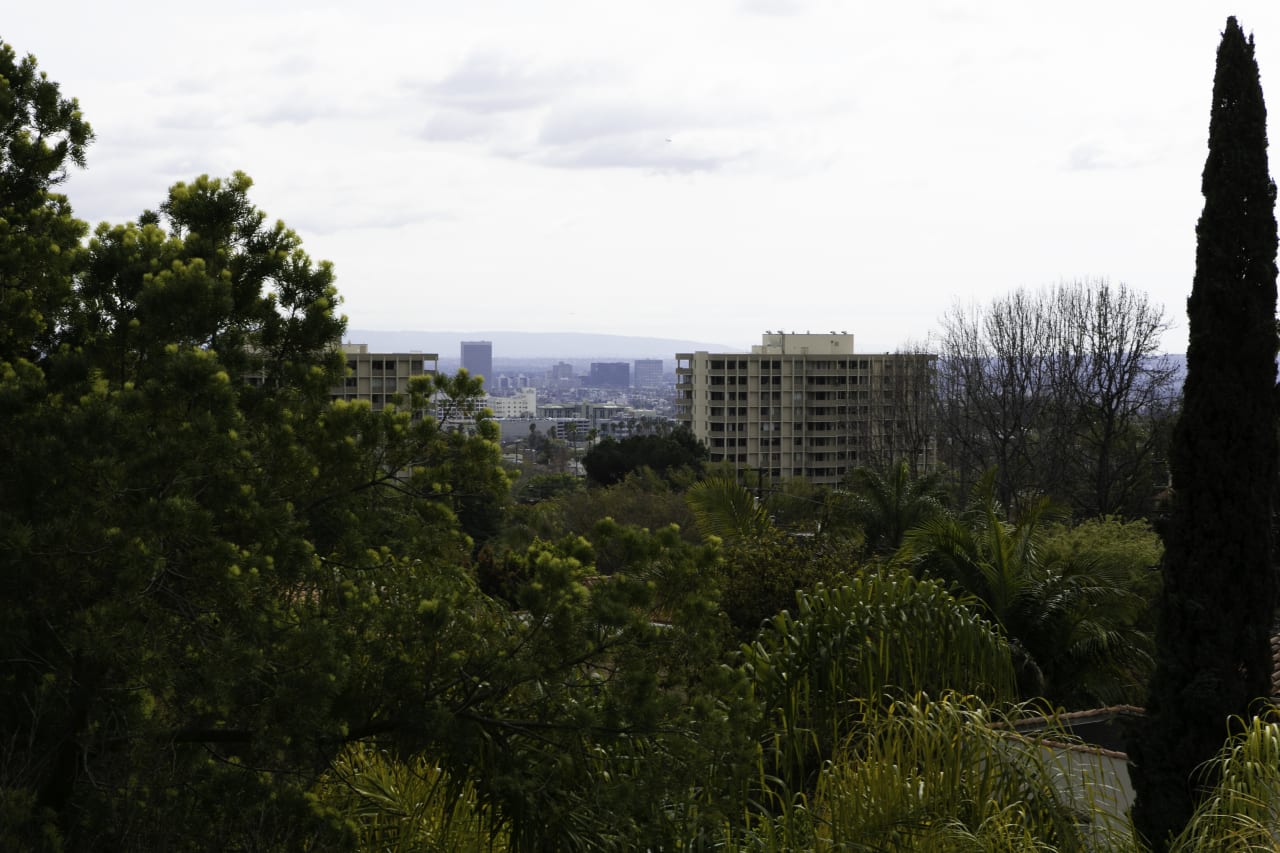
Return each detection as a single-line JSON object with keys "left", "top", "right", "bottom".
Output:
{"left": 1009, "top": 706, "right": 1145, "bottom": 759}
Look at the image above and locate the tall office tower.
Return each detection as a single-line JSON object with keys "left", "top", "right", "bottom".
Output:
{"left": 460, "top": 340, "right": 493, "bottom": 384}
{"left": 632, "top": 359, "right": 664, "bottom": 389}
{"left": 676, "top": 332, "right": 936, "bottom": 486}
{"left": 588, "top": 362, "right": 630, "bottom": 388}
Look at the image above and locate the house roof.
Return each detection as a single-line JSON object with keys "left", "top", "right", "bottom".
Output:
{"left": 1009, "top": 706, "right": 1145, "bottom": 759}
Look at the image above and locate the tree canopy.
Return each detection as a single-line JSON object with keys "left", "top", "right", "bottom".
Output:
{"left": 581, "top": 427, "right": 706, "bottom": 486}
{"left": 0, "top": 39, "right": 92, "bottom": 364}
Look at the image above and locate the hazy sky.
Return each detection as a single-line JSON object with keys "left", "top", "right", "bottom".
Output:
{"left": 7, "top": 2, "right": 1280, "bottom": 352}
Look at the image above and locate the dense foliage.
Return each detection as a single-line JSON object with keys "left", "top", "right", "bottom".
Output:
{"left": 581, "top": 427, "right": 706, "bottom": 486}
{"left": 0, "top": 44, "right": 738, "bottom": 849}
{"left": 904, "top": 474, "right": 1156, "bottom": 707}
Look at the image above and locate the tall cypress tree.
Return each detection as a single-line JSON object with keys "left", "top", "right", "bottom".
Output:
{"left": 1129, "top": 17, "right": 1278, "bottom": 851}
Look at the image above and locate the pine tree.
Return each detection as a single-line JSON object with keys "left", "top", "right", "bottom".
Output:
{"left": 1129, "top": 17, "right": 1279, "bottom": 851}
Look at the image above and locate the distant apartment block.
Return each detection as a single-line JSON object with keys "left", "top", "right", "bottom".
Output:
{"left": 588, "top": 362, "right": 630, "bottom": 388}
{"left": 484, "top": 388, "right": 537, "bottom": 418}
{"left": 676, "top": 332, "right": 935, "bottom": 486}
{"left": 333, "top": 344, "right": 437, "bottom": 411}
{"left": 495, "top": 374, "right": 531, "bottom": 391}
{"left": 549, "top": 361, "right": 575, "bottom": 385}
{"left": 633, "top": 359, "right": 664, "bottom": 389}
{"left": 460, "top": 340, "right": 493, "bottom": 384}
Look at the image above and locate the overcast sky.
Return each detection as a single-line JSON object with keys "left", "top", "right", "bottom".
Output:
{"left": 7, "top": 2, "right": 1280, "bottom": 352}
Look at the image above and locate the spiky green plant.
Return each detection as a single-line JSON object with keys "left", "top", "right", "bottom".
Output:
{"left": 316, "top": 743, "right": 504, "bottom": 852}
{"left": 686, "top": 476, "right": 775, "bottom": 544}
{"left": 743, "top": 569, "right": 1016, "bottom": 793}
{"left": 843, "top": 460, "right": 948, "bottom": 554}
{"left": 1170, "top": 713, "right": 1280, "bottom": 852}
{"left": 812, "top": 696, "right": 1132, "bottom": 852}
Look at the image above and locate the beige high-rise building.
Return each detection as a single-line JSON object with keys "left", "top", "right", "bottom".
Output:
{"left": 676, "top": 332, "right": 936, "bottom": 486}
{"left": 333, "top": 344, "right": 438, "bottom": 411}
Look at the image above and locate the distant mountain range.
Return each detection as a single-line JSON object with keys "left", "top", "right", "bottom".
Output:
{"left": 345, "top": 330, "right": 745, "bottom": 360}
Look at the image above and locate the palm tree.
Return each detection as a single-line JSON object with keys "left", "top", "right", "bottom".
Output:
{"left": 686, "top": 476, "right": 774, "bottom": 545}
{"left": 842, "top": 459, "right": 948, "bottom": 554}
{"left": 901, "top": 470, "right": 1152, "bottom": 706}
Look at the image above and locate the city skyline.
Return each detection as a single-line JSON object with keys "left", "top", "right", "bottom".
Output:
{"left": 7, "top": 3, "right": 1280, "bottom": 354}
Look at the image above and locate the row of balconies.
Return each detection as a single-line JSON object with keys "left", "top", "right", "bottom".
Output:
{"left": 696, "top": 389, "right": 883, "bottom": 403}
{"left": 701, "top": 358, "right": 881, "bottom": 372}
{"left": 707, "top": 419, "right": 874, "bottom": 432}
{"left": 696, "top": 374, "right": 902, "bottom": 388}
{"left": 701, "top": 406, "right": 881, "bottom": 419}
{"left": 705, "top": 442, "right": 855, "bottom": 462}
{"left": 701, "top": 455, "right": 852, "bottom": 483}
{"left": 346, "top": 359, "right": 425, "bottom": 375}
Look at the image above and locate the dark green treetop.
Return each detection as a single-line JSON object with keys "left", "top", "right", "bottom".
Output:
{"left": 0, "top": 41, "right": 92, "bottom": 363}
{"left": 582, "top": 426, "right": 707, "bottom": 486}
{"left": 1129, "top": 16, "right": 1279, "bottom": 851}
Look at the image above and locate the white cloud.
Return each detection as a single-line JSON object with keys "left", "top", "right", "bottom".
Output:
{"left": 4, "top": 1, "right": 1280, "bottom": 352}
{"left": 533, "top": 135, "right": 742, "bottom": 173}
{"left": 421, "top": 109, "right": 504, "bottom": 142}
{"left": 419, "top": 51, "right": 609, "bottom": 114}
{"left": 739, "top": 0, "right": 812, "bottom": 16}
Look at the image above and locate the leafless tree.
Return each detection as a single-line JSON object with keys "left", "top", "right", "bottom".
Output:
{"left": 934, "top": 280, "right": 1177, "bottom": 517}
{"left": 1062, "top": 280, "right": 1178, "bottom": 516}
{"left": 935, "top": 290, "right": 1055, "bottom": 511}
{"left": 864, "top": 341, "right": 938, "bottom": 477}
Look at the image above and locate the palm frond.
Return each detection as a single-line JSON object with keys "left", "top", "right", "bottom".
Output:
{"left": 686, "top": 476, "right": 774, "bottom": 544}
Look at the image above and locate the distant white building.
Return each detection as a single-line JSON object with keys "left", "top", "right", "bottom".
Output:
{"left": 484, "top": 387, "right": 537, "bottom": 418}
